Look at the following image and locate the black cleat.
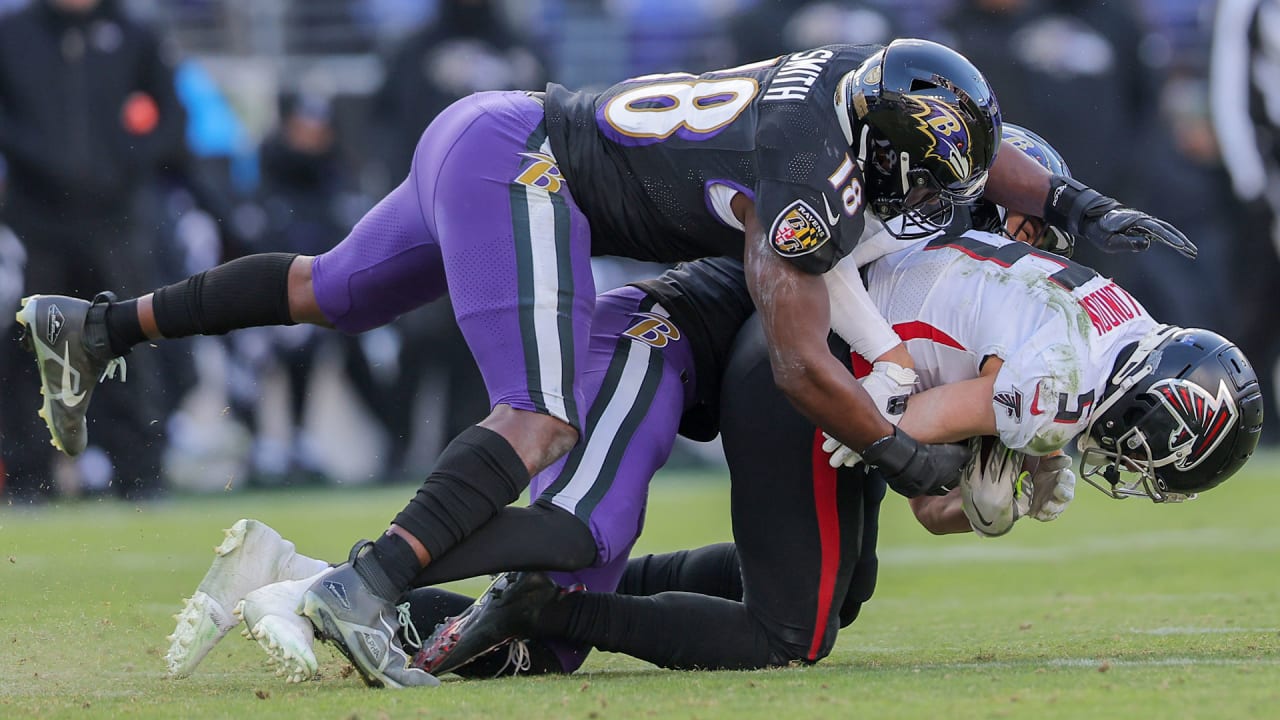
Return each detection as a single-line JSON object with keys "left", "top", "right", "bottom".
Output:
{"left": 412, "top": 571, "right": 562, "bottom": 677}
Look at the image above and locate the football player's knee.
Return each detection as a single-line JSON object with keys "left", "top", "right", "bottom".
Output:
{"left": 766, "top": 622, "right": 837, "bottom": 667}
{"left": 543, "top": 416, "right": 580, "bottom": 457}
{"left": 531, "top": 500, "right": 598, "bottom": 569}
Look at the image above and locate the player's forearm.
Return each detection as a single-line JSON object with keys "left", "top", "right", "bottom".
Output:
{"left": 773, "top": 349, "right": 894, "bottom": 450}
{"left": 909, "top": 491, "right": 971, "bottom": 535}
{"left": 824, "top": 253, "right": 902, "bottom": 362}
{"left": 984, "top": 140, "right": 1052, "bottom": 217}
{"left": 896, "top": 376, "right": 998, "bottom": 444}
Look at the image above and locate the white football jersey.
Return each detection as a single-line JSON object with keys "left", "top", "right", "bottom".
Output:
{"left": 864, "top": 230, "right": 1158, "bottom": 455}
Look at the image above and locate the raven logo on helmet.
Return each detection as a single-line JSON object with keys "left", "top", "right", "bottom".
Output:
{"left": 905, "top": 96, "right": 972, "bottom": 184}
{"left": 1148, "top": 378, "right": 1240, "bottom": 471}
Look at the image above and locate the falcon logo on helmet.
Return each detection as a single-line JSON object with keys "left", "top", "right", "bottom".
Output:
{"left": 1148, "top": 378, "right": 1240, "bottom": 471}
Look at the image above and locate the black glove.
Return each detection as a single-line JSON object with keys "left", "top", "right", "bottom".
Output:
{"left": 860, "top": 427, "right": 972, "bottom": 498}
{"left": 1043, "top": 175, "right": 1197, "bottom": 260}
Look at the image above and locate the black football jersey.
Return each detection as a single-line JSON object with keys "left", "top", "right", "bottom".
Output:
{"left": 632, "top": 257, "right": 754, "bottom": 441}
{"left": 544, "top": 45, "right": 879, "bottom": 274}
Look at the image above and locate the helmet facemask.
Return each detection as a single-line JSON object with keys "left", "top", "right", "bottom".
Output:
{"left": 843, "top": 39, "right": 1001, "bottom": 241}
{"left": 1078, "top": 420, "right": 1196, "bottom": 504}
{"left": 1077, "top": 325, "right": 1198, "bottom": 503}
{"left": 1001, "top": 210, "right": 1075, "bottom": 256}
{"left": 861, "top": 126, "right": 988, "bottom": 239}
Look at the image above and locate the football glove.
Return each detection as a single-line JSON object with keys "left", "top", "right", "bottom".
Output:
{"left": 1044, "top": 175, "right": 1197, "bottom": 260}
{"left": 960, "top": 437, "right": 1024, "bottom": 538}
{"left": 822, "top": 431, "right": 860, "bottom": 469}
{"left": 1018, "top": 452, "right": 1075, "bottom": 522}
{"left": 820, "top": 361, "right": 918, "bottom": 468}
{"left": 861, "top": 361, "right": 917, "bottom": 425}
{"left": 861, "top": 427, "right": 971, "bottom": 498}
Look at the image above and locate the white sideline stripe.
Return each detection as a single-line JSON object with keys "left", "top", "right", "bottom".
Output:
{"left": 880, "top": 526, "right": 1280, "bottom": 565}
{"left": 936, "top": 657, "right": 1280, "bottom": 671}
{"left": 526, "top": 171, "right": 569, "bottom": 424}
{"left": 1129, "top": 626, "right": 1280, "bottom": 636}
{"left": 551, "top": 339, "right": 652, "bottom": 514}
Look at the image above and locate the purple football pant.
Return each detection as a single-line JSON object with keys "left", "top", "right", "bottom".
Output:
{"left": 311, "top": 91, "right": 595, "bottom": 428}
{"left": 529, "top": 285, "right": 696, "bottom": 672}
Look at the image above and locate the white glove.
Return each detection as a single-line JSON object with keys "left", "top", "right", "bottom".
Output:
{"left": 862, "top": 361, "right": 917, "bottom": 425}
{"left": 820, "top": 362, "right": 918, "bottom": 469}
{"left": 1017, "top": 453, "right": 1075, "bottom": 522}
{"left": 821, "top": 431, "right": 861, "bottom": 468}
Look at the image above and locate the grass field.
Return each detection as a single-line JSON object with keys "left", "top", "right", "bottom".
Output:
{"left": 2, "top": 452, "right": 1278, "bottom": 719}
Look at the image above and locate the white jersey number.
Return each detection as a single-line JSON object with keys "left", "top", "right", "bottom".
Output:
{"left": 602, "top": 78, "right": 760, "bottom": 140}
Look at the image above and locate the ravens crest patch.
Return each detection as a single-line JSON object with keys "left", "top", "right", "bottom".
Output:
{"left": 770, "top": 200, "right": 830, "bottom": 257}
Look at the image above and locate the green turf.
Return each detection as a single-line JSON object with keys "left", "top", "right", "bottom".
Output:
{"left": 2, "top": 453, "right": 1278, "bottom": 719}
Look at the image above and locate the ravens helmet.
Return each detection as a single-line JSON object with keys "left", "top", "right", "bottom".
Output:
{"left": 1078, "top": 326, "right": 1264, "bottom": 502}
{"left": 839, "top": 39, "right": 1002, "bottom": 239}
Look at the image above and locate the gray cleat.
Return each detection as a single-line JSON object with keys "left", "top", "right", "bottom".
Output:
{"left": 14, "top": 292, "right": 125, "bottom": 456}
{"left": 300, "top": 541, "right": 440, "bottom": 689}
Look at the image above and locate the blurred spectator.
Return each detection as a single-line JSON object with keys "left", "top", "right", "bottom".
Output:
{"left": 943, "top": 0, "right": 1229, "bottom": 330}
{"left": 370, "top": 0, "right": 545, "bottom": 183}
{"left": 233, "top": 92, "right": 394, "bottom": 485}
{"left": 0, "top": 0, "right": 187, "bottom": 501}
{"left": 718, "top": 0, "right": 900, "bottom": 67}
{"left": 1210, "top": 0, "right": 1280, "bottom": 445}
{"left": 359, "top": 0, "right": 534, "bottom": 476}
{"left": 944, "top": 0, "right": 1155, "bottom": 206}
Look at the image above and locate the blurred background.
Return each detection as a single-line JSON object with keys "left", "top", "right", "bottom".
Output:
{"left": 0, "top": 0, "right": 1274, "bottom": 502}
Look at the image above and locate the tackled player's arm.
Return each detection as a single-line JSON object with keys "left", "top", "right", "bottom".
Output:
{"left": 894, "top": 360, "right": 1002, "bottom": 445}
{"left": 738, "top": 194, "right": 894, "bottom": 451}
{"left": 896, "top": 358, "right": 1002, "bottom": 536}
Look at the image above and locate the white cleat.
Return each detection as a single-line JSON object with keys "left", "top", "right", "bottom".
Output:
{"left": 237, "top": 571, "right": 327, "bottom": 683}
{"left": 165, "top": 519, "right": 329, "bottom": 678}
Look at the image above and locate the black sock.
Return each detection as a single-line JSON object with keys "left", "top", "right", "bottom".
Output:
{"left": 370, "top": 531, "right": 422, "bottom": 593}
{"left": 536, "top": 591, "right": 774, "bottom": 670}
{"left": 392, "top": 425, "right": 530, "bottom": 560}
{"left": 151, "top": 252, "right": 298, "bottom": 338}
{"left": 409, "top": 503, "right": 596, "bottom": 586}
{"left": 104, "top": 299, "right": 145, "bottom": 356}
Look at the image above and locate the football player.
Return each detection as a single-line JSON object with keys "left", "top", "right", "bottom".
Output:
{"left": 200, "top": 126, "right": 1249, "bottom": 681}
{"left": 166, "top": 254, "right": 763, "bottom": 680}
{"left": 18, "top": 40, "right": 1193, "bottom": 687}
{"left": 408, "top": 130, "right": 1260, "bottom": 676}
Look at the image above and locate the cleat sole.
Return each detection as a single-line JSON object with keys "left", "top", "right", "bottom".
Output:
{"left": 165, "top": 592, "right": 233, "bottom": 678}
{"left": 303, "top": 591, "right": 387, "bottom": 688}
{"left": 15, "top": 296, "right": 71, "bottom": 455}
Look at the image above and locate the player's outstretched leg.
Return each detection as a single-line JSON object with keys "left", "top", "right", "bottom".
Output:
{"left": 300, "top": 541, "right": 440, "bottom": 688}
{"left": 237, "top": 570, "right": 328, "bottom": 683}
{"left": 412, "top": 571, "right": 563, "bottom": 676}
{"left": 14, "top": 292, "right": 126, "bottom": 456}
{"left": 165, "top": 519, "right": 329, "bottom": 678}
